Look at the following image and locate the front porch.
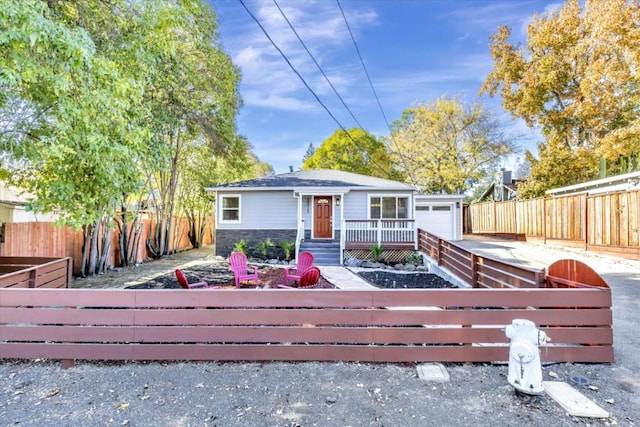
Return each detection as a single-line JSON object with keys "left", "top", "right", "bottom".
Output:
{"left": 295, "top": 218, "right": 417, "bottom": 265}
{"left": 341, "top": 219, "right": 416, "bottom": 250}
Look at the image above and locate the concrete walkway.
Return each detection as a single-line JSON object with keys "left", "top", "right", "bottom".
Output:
{"left": 318, "top": 266, "right": 377, "bottom": 289}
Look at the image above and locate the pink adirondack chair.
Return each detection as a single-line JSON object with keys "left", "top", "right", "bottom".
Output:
{"left": 278, "top": 266, "right": 321, "bottom": 289}
{"left": 284, "top": 251, "right": 314, "bottom": 284}
{"left": 175, "top": 269, "right": 219, "bottom": 289}
{"left": 229, "top": 252, "right": 259, "bottom": 288}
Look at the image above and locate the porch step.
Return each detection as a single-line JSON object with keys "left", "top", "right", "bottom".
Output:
{"left": 300, "top": 241, "right": 341, "bottom": 266}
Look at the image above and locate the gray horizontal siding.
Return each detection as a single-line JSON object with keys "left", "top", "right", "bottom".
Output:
{"left": 218, "top": 191, "right": 297, "bottom": 230}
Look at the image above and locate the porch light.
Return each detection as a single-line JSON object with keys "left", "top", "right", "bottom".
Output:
{"left": 336, "top": 196, "right": 341, "bottom": 206}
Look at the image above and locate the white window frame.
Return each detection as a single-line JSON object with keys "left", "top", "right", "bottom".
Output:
{"left": 367, "top": 194, "right": 410, "bottom": 220}
{"left": 219, "top": 194, "right": 241, "bottom": 224}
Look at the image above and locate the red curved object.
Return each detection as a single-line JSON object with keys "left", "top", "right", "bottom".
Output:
{"left": 546, "top": 259, "right": 609, "bottom": 288}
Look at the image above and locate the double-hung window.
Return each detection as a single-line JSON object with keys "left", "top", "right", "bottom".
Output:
{"left": 369, "top": 196, "right": 409, "bottom": 219}
{"left": 220, "top": 195, "right": 241, "bottom": 223}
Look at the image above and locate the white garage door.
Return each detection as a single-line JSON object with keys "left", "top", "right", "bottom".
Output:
{"left": 416, "top": 204, "right": 454, "bottom": 240}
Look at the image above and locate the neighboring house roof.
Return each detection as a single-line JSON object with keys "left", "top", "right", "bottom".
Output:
{"left": 546, "top": 170, "right": 640, "bottom": 197}
{"left": 207, "top": 169, "right": 416, "bottom": 192}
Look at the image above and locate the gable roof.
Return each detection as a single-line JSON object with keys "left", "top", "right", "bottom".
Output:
{"left": 207, "top": 169, "right": 415, "bottom": 192}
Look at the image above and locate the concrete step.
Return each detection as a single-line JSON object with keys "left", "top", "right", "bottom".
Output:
{"left": 300, "top": 242, "right": 340, "bottom": 266}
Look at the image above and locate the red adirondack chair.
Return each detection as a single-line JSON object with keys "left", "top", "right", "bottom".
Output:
{"left": 278, "top": 266, "right": 321, "bottom": 289}
{"left": 284, "top": 251, "right": 314, "bottom": 284}
{"left": 229, "top": 252, "right": 259, "bottom": 288}
{"left": 175, "top": 269, "right": 219, "bottom": 289}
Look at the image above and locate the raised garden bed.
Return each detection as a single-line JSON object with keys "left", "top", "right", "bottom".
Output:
{"left": 357, "top": 270, "right": 456, "bottom": 289}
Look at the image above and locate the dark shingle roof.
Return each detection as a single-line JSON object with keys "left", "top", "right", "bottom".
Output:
{"left": 207, "top": 169, "right": 415, "bottom": 191}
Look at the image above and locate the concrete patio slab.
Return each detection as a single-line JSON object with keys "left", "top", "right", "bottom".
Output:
{"left": 544, "top": 381, "right": 610, "bottom": 418}
{"left": 417, "top": 363, "right": 450, "bottom": 383}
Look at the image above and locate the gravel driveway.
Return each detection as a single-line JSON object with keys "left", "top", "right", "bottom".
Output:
{"left": 2, "top": 242, "right": 639, "bottom": 426}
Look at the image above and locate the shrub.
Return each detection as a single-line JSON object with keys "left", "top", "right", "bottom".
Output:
{"left": 256, "top": 237, "right": 275, "bottom": 258}
{"left": 370, "top": 243, "right": 384, "bottom": 263}
{"left": 233, "top": 239, "right": 248, "bottom": 254}
{"left": 280, "top": 240, "right": 295, "bottom": 261}
{"left": 405, "top": 252, "right": 424, "bottom": 266}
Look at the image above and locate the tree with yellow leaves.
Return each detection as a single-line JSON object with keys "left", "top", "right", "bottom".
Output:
{"left": 481, "top": 0, "right": 640, "bottom": 197}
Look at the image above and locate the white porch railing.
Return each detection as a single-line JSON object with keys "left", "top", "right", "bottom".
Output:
{"left": 294, "top": 219, "right": 305, "bottom": 261}
{"left": 342, "top": 219, "right": 416, "bottom": 246}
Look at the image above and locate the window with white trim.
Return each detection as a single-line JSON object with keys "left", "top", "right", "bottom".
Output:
{"left": 369, "top": 196, "right": 409, "bottom": 219}
{"left": 220, "top": 195, "right": 241, "bottom": 223}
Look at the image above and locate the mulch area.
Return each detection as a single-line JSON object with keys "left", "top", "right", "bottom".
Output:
{"left": 358, "top": 270, "right": 456, "bottom": 289}
{"left": 126, "top": 264, "right": 335, "bottom": 289}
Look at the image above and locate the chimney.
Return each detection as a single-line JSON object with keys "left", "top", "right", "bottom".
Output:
{"left": 289, "top": 165, "right": 294, "bottom": 172}
{"left": 502, "top": 170, "right": 512, "bottom": 185}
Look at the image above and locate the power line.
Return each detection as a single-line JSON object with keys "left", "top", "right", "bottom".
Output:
{"left": 237, "top": 0, "right": 349, "bottom": 137}
{"left": 335, "top": 0, "right": 420, "bottom": 186}
{"left": 272, "top": 0, "right": 365, "bottom": 130}
{"left": 237, "top": 0, "right": 392, "bottom": 177}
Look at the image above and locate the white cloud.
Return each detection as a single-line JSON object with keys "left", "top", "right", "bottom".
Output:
{"left": 224, "top": 0, "right": 378, "bottom": 113}
{"left": 242, "top": 90, "right": 317, "bottom": 111}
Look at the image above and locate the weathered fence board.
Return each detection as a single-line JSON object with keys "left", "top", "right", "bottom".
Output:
{"left": 466, "top": 189, "right": 640, "bottom": 259}
{"left": 0, "top": 216, "right": 214, "bottom": 274}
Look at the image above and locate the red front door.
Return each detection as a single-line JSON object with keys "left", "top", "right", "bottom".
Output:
{"left": 314, "top": 196, "right": 332, "bottom": 238}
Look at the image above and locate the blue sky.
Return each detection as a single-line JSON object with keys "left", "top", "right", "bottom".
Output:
{"left": 210, "top": 0, "right": 561, "bottom": 175}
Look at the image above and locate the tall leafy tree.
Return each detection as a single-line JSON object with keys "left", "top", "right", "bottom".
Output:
{"left": 389, "top": 96, "right": 515, "bottom": 194}
{"left": 1, "top": 0, "right": 148, "bottom": 275}
{"left": 0, "top": 0, "right": 244, "bottom": 274}
{"left": 302, "top": 128, "right": 403, "bottom": 180}
{"left": 132, "top": 0, "right": 241, "bottom": 258}
{"left": 177, "top": 136, "right": 267, "bottom": 249}
{"left": 481, "top": 0, "right": 640, "bottom": 197}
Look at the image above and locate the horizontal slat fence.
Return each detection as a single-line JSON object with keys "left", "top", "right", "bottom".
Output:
{"left": 466, "top": 189, "right": 640, "bottom": 259}
{"left": 0, "top": 257, "right": 72, "bottom": 288}
{"left": 0, "top": 288, "right": 613, "bottom": 365}
{"left": 418, "top": 230, "right": 545, "bottom": 289}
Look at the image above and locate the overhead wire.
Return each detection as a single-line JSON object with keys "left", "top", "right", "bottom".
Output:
{"left": 335, "top": 0, "right": 420, "bottom": 186}
{"left": 238, "top": 0, "right": 391, "bottom": 176}
{"left": 272, "top": 0, "right": 365, "bottom": 130}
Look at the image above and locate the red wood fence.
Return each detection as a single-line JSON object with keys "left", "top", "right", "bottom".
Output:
{"left": 418, "top": 230, "right": 546, "bottom": 288}
{"left": 0, "top": 287, "right": 613, "bottom": 366}
{"left": 0, "top": 257, "right": 72, "bottom": 288}
{"left": 465, "top": 190, "right": 640, "bottom": 259}
{"left": 0, "top": 217, "right": 214, "bottom": 274}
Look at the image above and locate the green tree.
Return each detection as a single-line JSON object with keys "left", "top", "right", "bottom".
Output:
{"left": 0, "top": 0, "right": 244, "bottom": 274}
{"left": 1, "top": 0, "right": 148, "bottom": 275}
{"left": 389, "top": 96, "right": 515, "bottom": 194}
{"left": 178, "top": 136, "right": 269, "bottom": 249}
{"left": 302, "top": 128, "right": 403, "bottom": 180}
{"left": 481, "top": 0, "right": 640, "bottom": 196}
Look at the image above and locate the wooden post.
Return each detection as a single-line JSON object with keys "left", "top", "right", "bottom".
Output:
{"left": 471, "top": 253, "right": 479, "bottom": 288}
{"left": 28, "top": 269, "right": 36, "bottom": 288}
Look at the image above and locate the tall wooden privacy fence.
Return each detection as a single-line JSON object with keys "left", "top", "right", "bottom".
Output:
{"left": 465, "top": 190, "right": 640, "bottom": 259}
{"left": 0, "top": 217, "right": 214, "bottom": 274}
{"left": 0, "top": 287, "right": 613, "bottom": 367}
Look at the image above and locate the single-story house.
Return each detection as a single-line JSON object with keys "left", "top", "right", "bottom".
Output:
{"left": 478, "top": 170, "right": 523, "bottom": 202}
{"left": 0, "top": 182, "right": 58, "bottom": 223}
{"left": 207, "top": 169, "right": 463, "bottom": 265}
